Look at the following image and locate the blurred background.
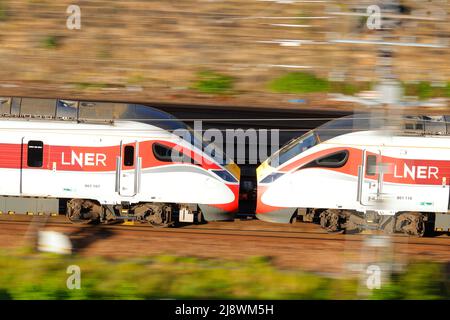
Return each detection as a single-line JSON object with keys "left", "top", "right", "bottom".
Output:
{"left": 0, "top": 0, "right": 448, "bottom": 108}
{"left": 0, "top": 0, "right": 449, "bottom": 300}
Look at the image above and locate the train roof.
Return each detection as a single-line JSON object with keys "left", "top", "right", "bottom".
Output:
{"left": 316, "top": 113, "right": 450, "bottom": 141}
{"left": 265, "top": 114, "right": 450, "bottom": 168}
{"left": 0, "top": 118, "right": 178, "bottom": 141}
{"left": 0, "top": 97, "right": 229, "bottom": 163}
{"left": 0, "top": 97, "right": 189, "bottom": 132}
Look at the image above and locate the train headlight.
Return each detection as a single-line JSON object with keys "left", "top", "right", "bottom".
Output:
{"left": 260, "top": 172, "right": 284, "bottom": 184}
{"left": 211, "top": 170, "right": 238, "bottom": 183}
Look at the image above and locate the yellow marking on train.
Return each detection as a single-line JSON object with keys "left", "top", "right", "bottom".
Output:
{"left": 256, "top": 160, "right": 274, "bottom": 181}
{"left": 26, "top": 212, "right": 34, "bottom": 216}
{"left": 123, "top": 220, "right": 135, "bottom": 226}
{"left": 51, "top": 213, "right": 58, "bottom": 216}
{"left": 225, "top": 162, "right": 241, "bottom": 180}
{"left": 38, "top": 212, "right": 44, "bottom": 216}
{"left": 8, "top": 211, "right": 14, "bottom": 215}
{"left": 0, "top": 211, "right": 2, "bottom": 215}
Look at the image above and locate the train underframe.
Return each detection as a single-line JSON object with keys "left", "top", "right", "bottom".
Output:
{"left": 299, "top": 208, "right": 450, "bottom": 237}
{"left": 66, "top": 199, "right": 205, "bottom": 227}
{"left": 0, "top": 195, "right": 208, "bottom": 227}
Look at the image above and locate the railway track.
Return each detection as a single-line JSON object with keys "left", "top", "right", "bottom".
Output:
{"left": 0, "top": 214, "right": 449, "bottom": 274}
{"left": 1, "top": 215, "right": 449, "bottom": 245}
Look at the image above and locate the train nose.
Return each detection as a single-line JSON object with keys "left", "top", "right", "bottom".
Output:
{"left": 199, "top": 180, "right": 239, "bottom": 222}
{"left": 199, "top": 203, "right": 237, "bottom": 221}
{"left": 255, "top": 185, "right": 296, "bottom": 224}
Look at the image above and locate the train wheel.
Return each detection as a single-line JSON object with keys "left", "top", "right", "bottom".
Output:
{"left": 396, "top": 212, "right": 426, "bottom": 237}
{"left": 66, "top": 199, "right": 101, "bottom": 224}
{"left": 319, "top": 209, "right": 345, "bottom": 233}
{"left": 134, "top": 203, "right": 172, "bottom": 228}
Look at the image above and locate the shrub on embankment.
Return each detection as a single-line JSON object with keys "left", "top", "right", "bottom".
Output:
{"left": 0, "top": 250, "right": 448, "bottom": 299}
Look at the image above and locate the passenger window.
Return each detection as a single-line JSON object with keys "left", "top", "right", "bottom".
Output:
{"left": 27, "top": 141, "right": 44, "bottom": 167}
{"left": 366, "top": 155, "right": 377, "bottom": 176}
{"left": 316, "top": 151, "right": 348, "bottom": 167}
{"left": 124, "top": 145, "right": 134, "bottom": 166}
{"left": 153, "top": 143, "right": 193, "bottom": 163}
{"left": 153, "top": 143, "right": 172, "bottom": 162}
{"left": 304, "top": 150, "right": 349, "bottom": 169}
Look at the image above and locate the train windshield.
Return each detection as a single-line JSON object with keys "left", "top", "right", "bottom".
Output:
{"left": 267, "top": 114, "right": 380, "bottom": 168}
{"left": 268, "top": 132, "right": 317, "bottom": 167}
{"left": 123, "top": 104, "right": 228, "bottom": 164}
{"left": 315, "top": 113, "right": 386, "bottom": 142}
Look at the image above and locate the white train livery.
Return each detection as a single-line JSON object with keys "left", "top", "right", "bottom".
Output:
{"left": 256, "top": 115, "right": 450, "bottom": 236}
{"left": 0, "top": 100, "right": 240, "bottom": 226}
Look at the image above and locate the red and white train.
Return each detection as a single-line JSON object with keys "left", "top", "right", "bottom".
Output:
{"left": 0, "top": 99, "right": 240, "bottom": 226}
{"left": 256, "top": 115, "right": 450, "bottom": 236}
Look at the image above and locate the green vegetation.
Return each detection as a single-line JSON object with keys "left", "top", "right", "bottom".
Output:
{"left": 192, "top": 70, "right": 235, "bottom": 94}
{"left": 269, "top": 72, "right": 372, "bottom": 95}
{"left": 270, "top": 73, "right": 450, "bottom": 99}
{"left": 0, "top": 250, "right": 447, "bottom": 300}
{"left": 127, "top": 74, "right": 145, "bottom": 85}
{"left": 403, "top": 81, "right": 450, "bottom": 99}
{"left": 41, "top": 35, "right": 59, "bottom": 49}
{"left": 269, "top": 72, "right": 330, "bottom": 94}
{"left": 97, "top": 48, "right": 113, "bottom": 60}
{"left": 73, "top": 82, "right": 108, "bottom": 90}
{"left": 0, "top": 0, "right": 7, "bottom": 21}
{"left": 371, "top": 262, "right": 449, "bottom": 300}
{"left": 330, "top": 81, "right": 372, "bottom": 95}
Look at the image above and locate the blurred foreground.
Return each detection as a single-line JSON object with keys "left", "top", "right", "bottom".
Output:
{"left": 0, "top": 249, "right": 448, "bottom": 299}
{"left": 0, "top": 215, "right": 449, "bottom": 299}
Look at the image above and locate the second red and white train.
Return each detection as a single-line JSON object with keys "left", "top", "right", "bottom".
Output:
{"left": 256, "top": 115, "right": 450, "bottom": 236}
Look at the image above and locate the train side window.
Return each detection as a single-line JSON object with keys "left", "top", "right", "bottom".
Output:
{"left": 153, "top": 143, "right": 172, "bottom": 162}
{"left": 153, "top": 143, "right": 193, "bottom": 163}
{"left": 303, "top": 150, "right": 349, "bottom": 169}
{"left": 124, "top": 146, "right": 134, "bottom": 166}
{"left": 27, "top": 141, "right": 44, "bottom": 167}
{"left": 366, "top": 155, "right": 377, "bottom": 176}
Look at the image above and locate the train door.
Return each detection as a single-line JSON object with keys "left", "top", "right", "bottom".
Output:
{"left": 117, "top": 140, "right": 141, "bottom": 197}
{"left": 358, "top": 149, "right": 386, "bottom": 207}
{"left": 21, "top": 138, "right": 51, "bottom": 196}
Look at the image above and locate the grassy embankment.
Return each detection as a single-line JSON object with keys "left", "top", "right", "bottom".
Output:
{"left": 269, "top": 72, "right": 450, "bottom": 98}
{"left": 0, "top": 249, "right": 448, "bottom": 299}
